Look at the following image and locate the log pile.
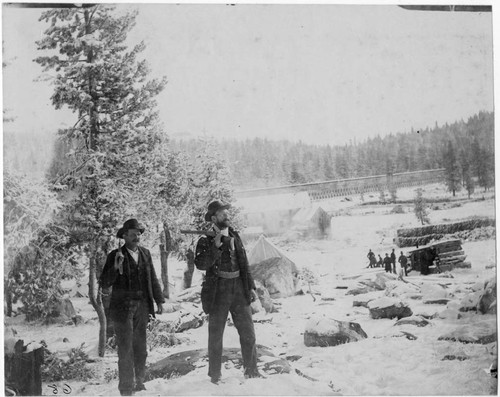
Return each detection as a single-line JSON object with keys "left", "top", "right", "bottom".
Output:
{"left": 408, "top": 239, "right": 471, "bottom": 274}
{"left": 433, "top": 240, "right": 471, "bottom": 271}
{"left": 396, "top": 218, "right": 494, "bottom": 248}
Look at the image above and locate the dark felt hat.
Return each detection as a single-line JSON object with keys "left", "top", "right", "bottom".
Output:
{"left": 204, "top": 200, "right": 231, "bottom": 222}
{"left": 116, "top": 219, "right": 145, "bottom": 239}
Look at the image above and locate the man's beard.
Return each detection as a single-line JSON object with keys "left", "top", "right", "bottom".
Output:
{"left": 216, "top": 219, "right": 230, "bottom": 229}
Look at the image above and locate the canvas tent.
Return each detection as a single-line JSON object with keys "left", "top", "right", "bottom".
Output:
{"left": 235, "top": 192, "right": 311, "bottom": 235}
{"left": 247, "top": 235, "right": 299, "bottom": 298}
{"left": 291, "top": 204, "right": 331, "bottom": 237}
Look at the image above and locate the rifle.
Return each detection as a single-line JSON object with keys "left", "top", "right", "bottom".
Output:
{"left": 180, "top": 230, "right": 216, "bottom": 237}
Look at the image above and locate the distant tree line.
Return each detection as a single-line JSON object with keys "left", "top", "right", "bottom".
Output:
{"left": 172, "top": 111, "right": 494, "bottom": 193}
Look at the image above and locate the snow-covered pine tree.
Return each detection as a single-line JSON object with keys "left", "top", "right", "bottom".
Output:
{"left": 35, "top": 5, "right": 167, "bottom": 356}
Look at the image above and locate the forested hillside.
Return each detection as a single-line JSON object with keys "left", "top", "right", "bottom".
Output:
{"left": 172, "top": 111, "right": 494, "bottom": 191}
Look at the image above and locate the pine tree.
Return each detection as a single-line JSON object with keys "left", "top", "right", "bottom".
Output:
{"left": 443, "top": 141, "right": 461, "bottom": 196}
{"left": 413, "top": 188, "right": 430, "bottom": 225}
{"left": 35, "top": 5, "right": 167, "bottom": 356}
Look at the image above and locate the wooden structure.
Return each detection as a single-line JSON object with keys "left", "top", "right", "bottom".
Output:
{"left": 235, "top": 168, "right": 445, "bottom": 201}
{"left": 407, "top": 239, "right": 470, "bottom": 275}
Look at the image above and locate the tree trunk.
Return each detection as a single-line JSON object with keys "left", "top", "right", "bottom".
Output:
{"left": 183, "top": 248, "right": 195, "bottom": 289}
{"left": 5, "top": 281, "right": 13, "bottom": 317}
{"left": 89, "top": 253, "right": 107, "bottom": 358}
{"left": 160, "top": 243, "right": 170, "bottom": 299}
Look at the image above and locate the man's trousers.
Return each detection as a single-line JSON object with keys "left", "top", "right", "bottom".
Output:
{"left": 208, "top": 278, "right": 257, "bottom": 379}
{"left": 113, "top": 299, "right": 149, "bottom": 394}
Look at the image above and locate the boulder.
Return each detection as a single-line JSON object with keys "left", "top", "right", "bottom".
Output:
{"left": 420, "top": 283, "right": 449, "bottom": 300}
{"left": 368, "top": 297, "right": 413, "bottom": 320}
{"left": 385, "top": 281, "right": 421, "bottom": 299}
{"left": 176, "top": 287, "right": 201, "bottom": 303}
{"left": 478, "top": 278, "right": 496, "bottom": 314}
{"left": 358, "top": 272, "right": 397, "bottom": 291}
{"left": 173, "top": 312, "right": 205, "bottom": 333}
{"left": 162, "top": 302, "right": 184, "bottom": 313}
{"left": 438, "top": 308, "right": 460, "bottom": 320}
{"left": 346, "top": 286, "right": 379, "bottom": 296}
{"left": 254, "top": 280, "right": 274, "bottom": 313}
{"left": 251, "top": 257, "right": 297, "bottom": 298}
{"left": 394, "top": 315, "right": 430, "bottom": 327}
{"left": 438, "top": 321, "right": 497, "bottom": 344}
{"left": 251, "top": 296, "right": 264, "bottom": 314}
{"left": 304, "top": 318, "right": 368, "bottom": 347}
{"left": 459, "top": 291, "right": 482, "bottom": 312}
{"left": 414, "top": 309, "right": 439, "bottom": 319}
{"left": 352, "top": 291, "right": 382, "bottom": 308}
{"left": 44, "top": 297, "right": 77, "bottom": 323}
{"left": 424, "top": 298, "right": 450, "bottom": 305}
{"left": 146, "top": 345, "right": 276, "bottom": 380}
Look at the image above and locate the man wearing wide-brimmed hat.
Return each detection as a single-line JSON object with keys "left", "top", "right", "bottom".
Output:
{"left": 100, "top": 219, "right": 164, "bottom": 396}
{"left": 194, "top": 200, "right": 261, "bottom": 384}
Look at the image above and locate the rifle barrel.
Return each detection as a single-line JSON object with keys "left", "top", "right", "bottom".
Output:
{"left": 180, "top": 230, "right": 215, "bottom": 237}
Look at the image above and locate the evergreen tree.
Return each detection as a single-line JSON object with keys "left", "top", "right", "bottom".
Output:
{"left": 413, "top": 188, "right": 430, "bottom": 225}
{"left": 443, "top": 141, "right": 461, "bottom": 196}
{"left": 35, "top": 5, "right": 167, "bottom": 356}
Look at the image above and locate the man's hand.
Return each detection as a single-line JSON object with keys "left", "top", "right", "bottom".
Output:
{"left": 214, "top": 232, "right": 223, "bottom": 249}
{"left": 250, "top": 289, "right": 258, "bottom": 303}
{"left": 114, "top": 251, "right": 124, "bottom": 275}
{"left": 156, "top": 303, "right": 163, "bottom": 315}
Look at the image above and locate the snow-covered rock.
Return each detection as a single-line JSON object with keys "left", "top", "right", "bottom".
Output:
{"left": 477, "top": 277, "right": 496, "bottom": 314}
{"left": 438, "top": 320, "right": 497, "bottom": 344}
{"left": 352, "top": 291, "right": 383, "bottom": 308}
{"left": 459, "top": 291, "right": 482, "bottom": 312}
{"left": 385, "top": 281, "right": 421, "bottom": 299}
{"left": 394, "top": 315, "right": 430, "bottom": 327}
{"left": 358, "top": 272, "right": 398, "bottom": 291}
{"left": 173, "top": 312, "right": 205, "bottom": 333}
{"left": 420, "top": 283, "right": 449, "bottom": 299}
{"left": 255, "top": 280, "right": 274, "bottom": 313}
{"left": 251, "top": 257, "right": 297, "bottom": 298}
{"left": 251, "top": 296, "right": 264, "bottom": 314}
{"left": 368, "top": 297, "right": 413, "bottom": 319}
{"left": 346, "top": 285, "right": 379, "bottom": 296}
{"left": 303, "top": 317, "right": 368, "bottom": 347}
{"left": 176, "top": 286, "right": 201, "bottom": 303}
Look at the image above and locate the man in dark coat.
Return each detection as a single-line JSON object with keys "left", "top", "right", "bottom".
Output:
{"left": 194, "top": 200, "right": 261, "bottom": 384}
{"left": 383, "top": 253, "right": 392, "bottom": 273}
{"left": 377, "top": 254, "right": 383, "bottom": 268}
{"left": 398, "top": 251, "right": 408, "bottom": 276}
{"left": 366, "top": 249, "right": 376, "bottom": 268}
{"left": 100, "top": 219, "right": 164, "bottom": 396}
{"left": 390, "top": 248, "right": 397, "bottom": 274}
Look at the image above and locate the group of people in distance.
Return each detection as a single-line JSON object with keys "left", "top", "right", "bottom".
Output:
{"left": 367, "top": 248, "right": 409, "bottom": 278}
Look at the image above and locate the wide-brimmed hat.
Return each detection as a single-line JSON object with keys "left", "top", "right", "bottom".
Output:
{"left": 204, "top": 200, "right": 231, "bottom": 222}
{"left": 117, "top": 219, "right": 145, "bottom": 239}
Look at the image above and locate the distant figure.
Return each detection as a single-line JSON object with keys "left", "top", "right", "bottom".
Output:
{"left": 383, "top": 253, "right": 392, "bottom": 273}
{"left": 367, "top": 249, "right": 376, "bottom": 268}
{"left": 398, "top": 251, "right": 408, "bottom": 276}
{"left": 390, "top": 249, "right": 397, "bottom": 274}
{"left": 377, "top": 254, "right": 383, "bottom": 268}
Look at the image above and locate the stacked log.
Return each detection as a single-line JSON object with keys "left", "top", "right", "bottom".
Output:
{"left": 396, "top": 218, "right": 494, "bottom": 248}
{"left": 408, "top": 239, "right": 470, "bottom": 274}
{"left": 433, "top": 240, "right": 470, "bottom": 272}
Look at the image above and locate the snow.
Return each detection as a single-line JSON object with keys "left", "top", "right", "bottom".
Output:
{"left": 5, "top": 191, "right": 497, "bottom": 395}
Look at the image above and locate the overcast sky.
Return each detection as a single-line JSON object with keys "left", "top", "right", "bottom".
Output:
{"left": 2, "top": 3, "right": 495, "bottom": 146}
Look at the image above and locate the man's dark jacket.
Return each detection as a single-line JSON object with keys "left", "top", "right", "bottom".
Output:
{"left": 99, "top": 246, "right": 164, "bottom": 320}
{"left": 194, "top": 228, "right": 256, "bottom": 314}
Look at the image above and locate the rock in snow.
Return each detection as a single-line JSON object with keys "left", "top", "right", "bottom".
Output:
{"left": 368, "top": 297, "right": 413, "bottom": 319}
{"left": 304, "top": 317, "right": 368, "bottom": 347}
{"left": 438, "top": 320, "right": 497, "bottom": 344}
{"left": 394, "top": 315, "right": 430, "bottom": 327}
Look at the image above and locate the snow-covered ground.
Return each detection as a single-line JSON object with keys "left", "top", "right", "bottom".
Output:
{"left": 5, "top": 192, "right": 497, "bottom": 396}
